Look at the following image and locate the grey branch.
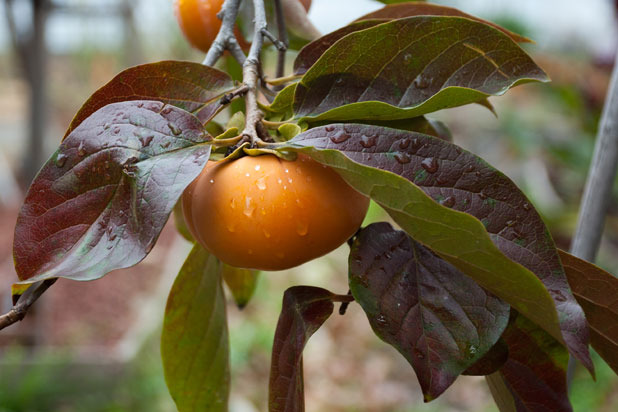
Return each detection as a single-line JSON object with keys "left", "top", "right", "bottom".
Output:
{"left": 0, "top": 279, "right": 56, "bottom": 331}
{"left": 567, "top": 50, "right": 618, "bottom": 385}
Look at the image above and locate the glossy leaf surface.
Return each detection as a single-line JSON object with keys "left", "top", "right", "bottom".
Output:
{"left": 294, "top": 17, "right": 547, "bottom": 122}
{"left": 222, "top": 264, "right": 260, "bottom": 309}
{"left": 349, "top": 222, "right": 510, "bottom": 400}
{"left": 65, "top": 61, "right": 235, "bottom": 137}
{"left": 280, "top": 124, "right": 592, "bottom": 371}
{"left": 14, "top": 101, "right": 211, "bottom": 282}
{"left": 162, "top": 244, "right": 229, "bottom": 412}
{"left": 490, "top": 314, "right": 572, "bottom": 412}
{"left": 269, "top": 286, "right": 335, "bottom": 412}
{"left": 356, "top": 3, "right": 531, "bottom": 43}
{"left": 559, "top": 250, "right": 618, "bottom": 374}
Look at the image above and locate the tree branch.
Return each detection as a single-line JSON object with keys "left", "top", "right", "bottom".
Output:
{"left": 202, "top": 0, "right": 244, "bottom": 67}
{"left": 0, "top": 279, "right": 56, "bottom": 331}
{"left": 567, "top": 50, "right": 618, "bottom": 386}
{"left": 273, "top": 0, "right": 289, "bottom": 80}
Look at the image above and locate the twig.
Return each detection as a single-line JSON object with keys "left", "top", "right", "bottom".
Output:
{"left": 202, "top": 0, "right": 244, "bottom": 67}
{"left": 567, "top": 50, "right": 618, "bottom": 386}
{"left": 0, "top": 279, "right": 56, "bottom": 331}
{"left": 273, "top": 0, "right": 289, "bottom": 79}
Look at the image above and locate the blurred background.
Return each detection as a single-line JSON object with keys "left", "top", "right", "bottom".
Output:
{"left": 0, "top": 0, "right": 617, "bottom": 411}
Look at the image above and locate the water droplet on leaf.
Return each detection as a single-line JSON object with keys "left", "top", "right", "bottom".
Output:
{"left": 394, "top": 152, "right": 411, "bottom": 164}
{"left": 421, "top": 157, "right": 438, "bottom": 173}
{"left": 55, "top": 153, "right": 67, "bottom": 167}
{"left": 330, "top": 130, "right": 350, "bottom": 144}
{"left": 360, "top": 134, "right": 377, "bottom": 148}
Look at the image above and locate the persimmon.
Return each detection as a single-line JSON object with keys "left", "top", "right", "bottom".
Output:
{"left": 174, "top": 0, "right": 250, "bottom": 53}
{"left": 182, "top": 154, "right": 369, "bottom": 271}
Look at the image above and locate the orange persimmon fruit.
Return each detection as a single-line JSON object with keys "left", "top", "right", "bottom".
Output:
{"left": 182, "top": 154, "right": 369, "bottom": 271}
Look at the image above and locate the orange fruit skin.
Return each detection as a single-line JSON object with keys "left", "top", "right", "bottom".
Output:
{"left": 183, "top": 154, "right": 369, "bottom": 271}
{"left": 174, "top": 0, "right": 224, "bottom": 53}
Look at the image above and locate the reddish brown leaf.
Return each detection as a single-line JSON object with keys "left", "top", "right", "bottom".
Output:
{"left": 349, "top": 222, "right": 510, "bottom": 400}
{"left": 463, "top": 339, "right": 509, "bottom": 376}
{"left": 559, "top": 249, "right": 618, "bottom": 374}
{"left": 356, "top": 3, "right": 532, "bottom": 43}
{"left": 269, "top": 286, "right": 335, "bottom": 412}
{"left": 64, "top": 61, "right": 235, "bottom": 138}
{"left": 14, "top": 101, "right": 211, "bottom": 282}
{"left": 288, "top": 124, "right": 593, "bottom": 373}
{"left": 492, "top": 314, "right": 572, "bottom": 412}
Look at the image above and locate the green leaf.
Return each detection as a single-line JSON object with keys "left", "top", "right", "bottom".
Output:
{"left": 161, "top": 244, "right": 229, "bottom": 412}
{"left": 278, "top": 124, "right": 593, "bottom": 372}
{"left": 485, "top": 372, "right": 518, "bottom": 412}
{"left": 64, "top": 61, "right": 236, "bottom": 138}
{"left": 13, "top": 101, "right": 211, "bottom": 283}
{"left": 222, "top": 264, "right": 260, "bottom": 309}
{"left": 266, "top": 83, "right": 297, "bottom": 119}
{"left": 489, "top": 314, "right": 572, "bottom": 412}
{"left": 173, "top": 200, "right": 195, "bottom": 242}
{"left": 356, "top": 3, "right": 532, "bottom": 43}
{"left": 293, "top": 16, "right": 548, "bottom": 123}
{"left": 269, "top": 286, "right": 336, "bottom": 412}
{"left": 349, "top": 223, "right": 510, "bottom": 400}
{"left": 559, "top": 250, "right": 618, "bottom": 374}
{"left": 278, "top": 123, "right": 302, "bottom": 140}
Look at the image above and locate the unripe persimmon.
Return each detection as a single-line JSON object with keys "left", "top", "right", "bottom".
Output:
{"left": 182, "top": 154, "right": 369, "bottom": 271}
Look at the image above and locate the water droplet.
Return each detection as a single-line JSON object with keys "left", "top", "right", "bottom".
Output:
{"left": 522, "top": 202, "right": 531, "bottom": 211}
{"left": 475, "top": 171, "right": 481, "bottom": 177}
{"left": 335, "top": 77, "right": 343, "bottom": 84}
{"left": 376, "top": 314, "right": 388, "bottom": 326}
{"left": 226, "top": 221, "right": 236, "bottom": 232}
{"left": 277, "top": 178, "right": 282, "bottom": 184}
{"left": 403, "top": 53, "right": 412, "bottom": 62}
{"left": 103, "top": 123, "right": 111, "bottom": 130}
{"left": 263, "top": 229, "right": 271, "bottom": 238}
{"left": 283, "top": 185, "right": 287, "bottom": 190}
{"left": 399, "top": 138, "right": 410, "bottom": 150}
{"left": 106, "top": 244, "right": 113, "bottom": 250}
{"left": 413, "top": 75, "right": 431, "bottom": 89}
{"left": 160, "top": 141, "right": 171, "bottom": 149}
{"left": 325, "top": 125, "right": 335, "bottom": 132}
{"left": 230, "top": 198, "right": 236, "bottom": 210}
{"left": 256, "top": 178, "right": 267, "bottom": 190}
{"left": 77, "top": 142, "right": 86, "bottom": 157}
{"left": 209, "top": 179, "right": 215, "bottom": 184}
{"left": 360, "top": 134, "right": 377, "bottom": 148}
{"left": 465, "top": 164, "right": 475, "bottom": 173}
{"left": 287, "top": 177, "right": 293, "bottom": 183}
{"left": 139, "top": 134, "right": 154, "bottom": 147}
{"left": 506, "top": 220, "right": 516, "bottom": 227}
{"left": 479, "top": 191, "right": 488, "bottom": 200}
{"left": 420, "top": 157, "right": 438, "bottom": 173}
{"left": 284, "top": 169, "right": 289, "bottom": 173}
{"left": 330, "top": 130, "right": 350, "bottom": 144}
{"left": 104, "top": 174, "right": 111, "bottom": 181}
{"left": 441, "top": 196, "right": 456, "bottom": 208}
{"left": 306, "top": 175, "right": 312, "bottom": 182}
{"left": 296, "top": 199, "right": 304, "bottom": 208}
{"left": 243, "top": 196, "right": 255, "bottom": 217}
{"left": 414, "top": 349, "right": 425, "bottom": 360}
{"left": 109, "top": 232, "right": 117, "bottom": 241}
{"left": 167, "top": 122, "right": 182, "bottom": 136}
{"left": 161, "top": 107, "right": 173, "bottom": 115}
{"left": 296, "top": 220, "right": 308, "bottom": 236}
{"left": 394, "top": 152, "right": 411, "bottom": 164}
{"left": 113, "top": 127, "right": 121, "bottom": 135}
{"left": 55, "top": 153, "right": 67, "bottom": 167}
{"left": 551, "top": 289, "right": 567, "bottom": 302}
{"left": 260, "top": 208, "right": 266, "bottom": 216}
{"left": 245, "top": 172, "right": 250, "bottom": 177}
{"left": 137, "top": 102, "right": 144, "bottom": 108}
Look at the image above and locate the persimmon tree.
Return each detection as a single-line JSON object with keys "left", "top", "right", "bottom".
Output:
{"left": 3, "top": 0, "right": 618, "bottom": 411}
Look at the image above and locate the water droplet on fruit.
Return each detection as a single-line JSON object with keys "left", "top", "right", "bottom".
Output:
{"left": 245, "top": 172, "right": 250, "bottom": 177}
{"left": 77, "top": 142, "right": 86, "bottom": 157}
{"left": 209, "top": 179, "right": 214, "bottom": 184}
{"left": 441, "top": 196, "right": 456, "bottom": 208}
{"left": 55, "top": 153, "right": 67, "bottom": 167}
{"left": 394, "top": 152, "right": 411, "bottom": 164}
{"left": 256, "top": 178, "right": 267, "bottom": 190}
{"left": 277, "top": 178, "right": 282, "bottom": 184}
{"left": 226, "top": 221, "right": 236, "bottom": 232}
{"left": 260, "top": 208, "right": 266, "bottom": 216}
{"left": 230, "top": 198, "right": 236, "bottom": 210}
{"left": 330, "top": 130, "right": 350, "bottom": 144}
{"left": 263, "top": 229, "right": 271, "bottom": 238}
{"left": 243, "top": 196, "right": 255, "bottom": 217}
{"left": 276, "top": 252, "right": 285, "bottom": 259}
{"left": 296, "top": 199, "right": 304, "bottom": 208}
{"left": 306, "top": 175, "right": 312, "bottom": 182}
{"left": 479, "top": 191, "right": 488, "bottom": 200}
{"left": 296, "top": 220, "right": 308, "bottom": 236}
{"left": 421, "top": 157, "right": 438, "bottom": 173}
{"left": 254, "top": 165, "right": 261, "bottom": 171}
{"left": 167, "top": 122, "right": 182, "bottom": 136}
{"left": 360, "top": 134, "right": 377, "bottom": 148}
{"left": 287, "top": 177, "right": 293, "bottom": 184}
{"left": 284, "top": 169, "right": 289, "bottom": 173}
